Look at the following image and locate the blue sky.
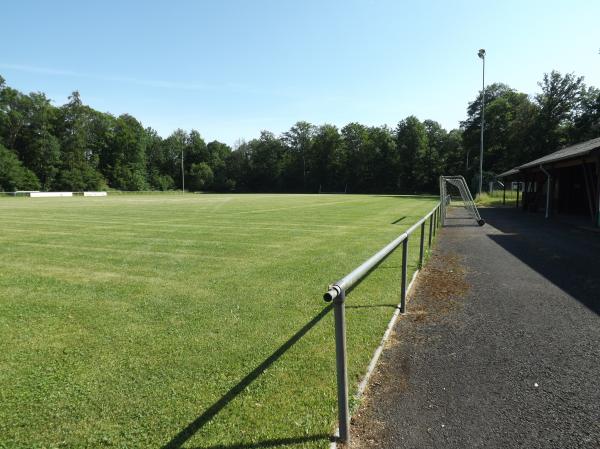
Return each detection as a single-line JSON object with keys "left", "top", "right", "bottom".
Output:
{"left": 1, "top": 0, "right": 599, "bottom": 145}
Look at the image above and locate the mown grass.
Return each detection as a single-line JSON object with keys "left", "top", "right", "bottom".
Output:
{"left": 0, "top": 193, "right": 438, "bottom": 449}
{"left": 475, "top": 190, "right": 519, "bottom": 207}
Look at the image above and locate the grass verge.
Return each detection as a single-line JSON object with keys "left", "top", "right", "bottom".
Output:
{"left": 0, "top": 193, "right": 438, "bottom": 448}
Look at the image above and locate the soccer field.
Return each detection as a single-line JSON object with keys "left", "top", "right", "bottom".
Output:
{"left": 0, "top": 193, "right": 437, "bottom": 449}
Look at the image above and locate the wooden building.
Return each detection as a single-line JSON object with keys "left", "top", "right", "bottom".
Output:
{"left": 498, "top": 137, "right": 600, "bottom": 227}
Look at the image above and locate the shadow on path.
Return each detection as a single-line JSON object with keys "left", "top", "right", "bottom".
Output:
{"left": 481, "top": 208, "right": 600, "bottom": 315}
{"left": 161, "top": 305, "right": 333, "bottom": 449}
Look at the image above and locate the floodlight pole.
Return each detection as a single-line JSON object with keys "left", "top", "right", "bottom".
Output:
{"left": 478, "top": 49, "right": 486, "bottom": 198}
{"left": 181, "top": 147, "right": 185, "bottom": 194}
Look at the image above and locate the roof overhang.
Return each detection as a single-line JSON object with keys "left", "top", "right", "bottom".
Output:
{"left": 518, "top": 137, "right": 600, "bottom": 170}
{"left": 495, "top": 137, "right": 600, "bottom": 179}
{"left": 497, "top": 168, "right": 519, "bottom": 178}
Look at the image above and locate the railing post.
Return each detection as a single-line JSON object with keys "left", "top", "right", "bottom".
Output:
{"left": 419, "top": 221, "right": 425, "bottom": 268}
{"left": 428, "top": 214, "right": 433, "bottom": 248}
{"left": 441, "top": 198, "right": 445, "bottom": 226}
{"left": 400, "top": 237, "right": 408, "bottom": 313}
{"left": 333, "top": 289, "right": 350, "bottom": 443}
{"left": 433, "top": 210, "right": 437, "bottom": 237}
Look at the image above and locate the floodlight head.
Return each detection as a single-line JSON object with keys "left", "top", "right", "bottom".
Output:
{"left": 478, "top": 49, "right": 486, "bottom": 59}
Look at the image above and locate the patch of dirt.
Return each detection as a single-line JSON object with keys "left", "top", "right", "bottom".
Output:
{"left": 348, "top": 250, "right": 470, "bottom": 448}
{"left": 404, "top": 252, "right": 470, "bottom": 323}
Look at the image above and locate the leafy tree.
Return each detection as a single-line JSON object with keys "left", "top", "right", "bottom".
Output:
{"left": 310, "top": 124, "right": 343, "bottom": 192}
{"left": 162, "top": 129, "right": 187, "bottom": 188}
{"left": 54, "top": 92, "right": 105, "bottom": 190}
{"left": 533, "top": 71, "right": 585, "bottom": 155}
{"left": 186, "top": 130, "right": 209, "bottom": 166}
{"left": 104, "top": 114, "right": 148, "bottom": 190}
{"left": 441, "top": 129, "right": 465, "bottom": 176}
{"left": 0, "top": 71, "right": 597, "bottom": 195}
{"left": 246, "top": 131, "right": 287, "bottom": 191}
{"left": 14, "top": 92, "right": 61, "bottom": 189}
{"left": 282, "top": 121, "right": 315, "bottom": 191}
{"left": 206, "top": 140, "right": 233, "bottom": 191}
{"left": 571, "top": 86, "right": 600, "bottom": 141}
{"left": 224, "top": 142, "right": 251, "bottom": 192}
{"left": 0, "top": 143, "right": 40, "bottom": 191}
{"left": 367, "top": 125, "right": 398, "bottom": 192}
{"left": 188, "top": 162, "right": 214, "bottom": 191}
{"left": 461, "top": 83, "right": 541, "bottom": 181}
{"left": 396, "top": 116, "right": 428, "bottom": 192}
{"left": 145, "top": 127, "right": 174, "bottom": 190}
{"left": 341, "top": 122, "right": 371, "bottom": 191}
{"left": 423, "top": 120, "right": 446, "bottom": 191}
{"left": 0, "top": 79, "right": 30, "bottom": 150}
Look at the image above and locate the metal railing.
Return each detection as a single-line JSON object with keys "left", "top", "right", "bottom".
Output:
{"left": 323, "top": 202, "right": 442, "bottom": 443}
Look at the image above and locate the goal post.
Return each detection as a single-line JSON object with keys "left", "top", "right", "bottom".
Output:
{"left": 440, "top": 175, "right": 485, "bottom": 226}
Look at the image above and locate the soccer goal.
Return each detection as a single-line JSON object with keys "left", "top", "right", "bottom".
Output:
{"left": 439, "top": 175, "right": 485, "bottom": 226}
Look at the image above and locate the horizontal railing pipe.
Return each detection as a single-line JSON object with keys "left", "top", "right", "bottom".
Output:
{"left": 323, "top": 201, "right": 441, "bottom": 444}
{"left": 323, "top": 203, "right": 440, "bottom": 303}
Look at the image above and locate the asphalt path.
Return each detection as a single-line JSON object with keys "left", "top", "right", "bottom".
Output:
{"left": 350, "top": 206, "right": 600, "bottom": 449}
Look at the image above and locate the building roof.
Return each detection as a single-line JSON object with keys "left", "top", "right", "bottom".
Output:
{"left": 496, "top": 136, "right": 600, "bottom": 178}
{"left": 519, "top": 136, "right": 600, "bottom": 170}
{"left": 496, "top": 168, "right": 519, "bottom": 178}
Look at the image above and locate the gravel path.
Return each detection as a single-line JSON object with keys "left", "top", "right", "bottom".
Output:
{"left": 349, "top": 206, "right": 600, "bottom": 449}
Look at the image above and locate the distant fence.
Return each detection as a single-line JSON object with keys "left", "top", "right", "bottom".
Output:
{"left": 0, "top": 191, "right": 108, "bottom": 198}
{"left": 482, "top": 181, "right": 523, "bottom": 207}
{"left": 105, "top": 190, "right": 182, "bottom": 195}
{"left": 0, "top": 190, "right": 189, "bottom": 197}
{"left": 323, "top": 202, "right": 442, "bottom": 443}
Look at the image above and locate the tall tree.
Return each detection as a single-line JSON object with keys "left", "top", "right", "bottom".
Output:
{"left": 105, "top": 114, "right": 148, "bottom": 190}
{"left": 0, "top": 143, "right": 40, "bottom": 191}
{"left": 440, "top": 129, "right": 465, "bottom": 177}
{"left": 0, "top": 71, "right": 597, "bottom": 195}
{"left": 145, "top": 127, "right": 173, "bottom": 190}
{"left": 461, "top": 83, "right": 539, "bottom": 182}
{"left": 186, "top": 130, "right": 208, "bottom": 166}
{"left": 341, "top": 122, "right": 371, "bottom": 192}
{"left": 246, "top": 131, "right": 286, "bottom": 191}
{"left": 366, "top": 125, "right": 398, "bottom": 193}
{"left": 282, "top": 121, "right": 315, "bottom": 191}
{"left": 571, "top": 86, "right": 600, "bottom": 141}
{"left": 162, "top": 129, "right": 187, "bottom": 189}
{"left": 206, "top": 140, "right": 234, "bottom": 191}
{"left": 396, "top": 116, "right": 428, "bottom": 192}
{"left": 55, "top": 92, "right": 105, "bottom": 190}
{"left": 0, "top": 77, "right": 30, "bottom": 151}
{"left": 423, "top": 120, "right": 446, "bottom": 191}
{"left": 310, "top": 124, "right": 344, "bottom": 192}
{"left": 534, "top": 71, "right": 585, "bottom": 154}
{"left": 15, "top": 92, "right": 60, "bottom": 189}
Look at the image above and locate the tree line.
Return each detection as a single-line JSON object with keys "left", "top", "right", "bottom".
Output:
{"left": 1, "top": 71, "right": 598, "bottom": 193}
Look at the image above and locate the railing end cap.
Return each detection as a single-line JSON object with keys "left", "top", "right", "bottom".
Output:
{"left": 323, "top": 284, "right": 341, "bottom": 302}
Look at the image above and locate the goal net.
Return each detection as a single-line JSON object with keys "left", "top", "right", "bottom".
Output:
{"left": 439, "top": 175, "right": 485, "bottom": 226}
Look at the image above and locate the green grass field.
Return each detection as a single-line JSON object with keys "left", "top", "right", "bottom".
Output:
{"left": 475, "top": 190, "right": 519, "bottom": 207}
{"left": 0, "top": 194, "right": 438, "bottom": 449}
